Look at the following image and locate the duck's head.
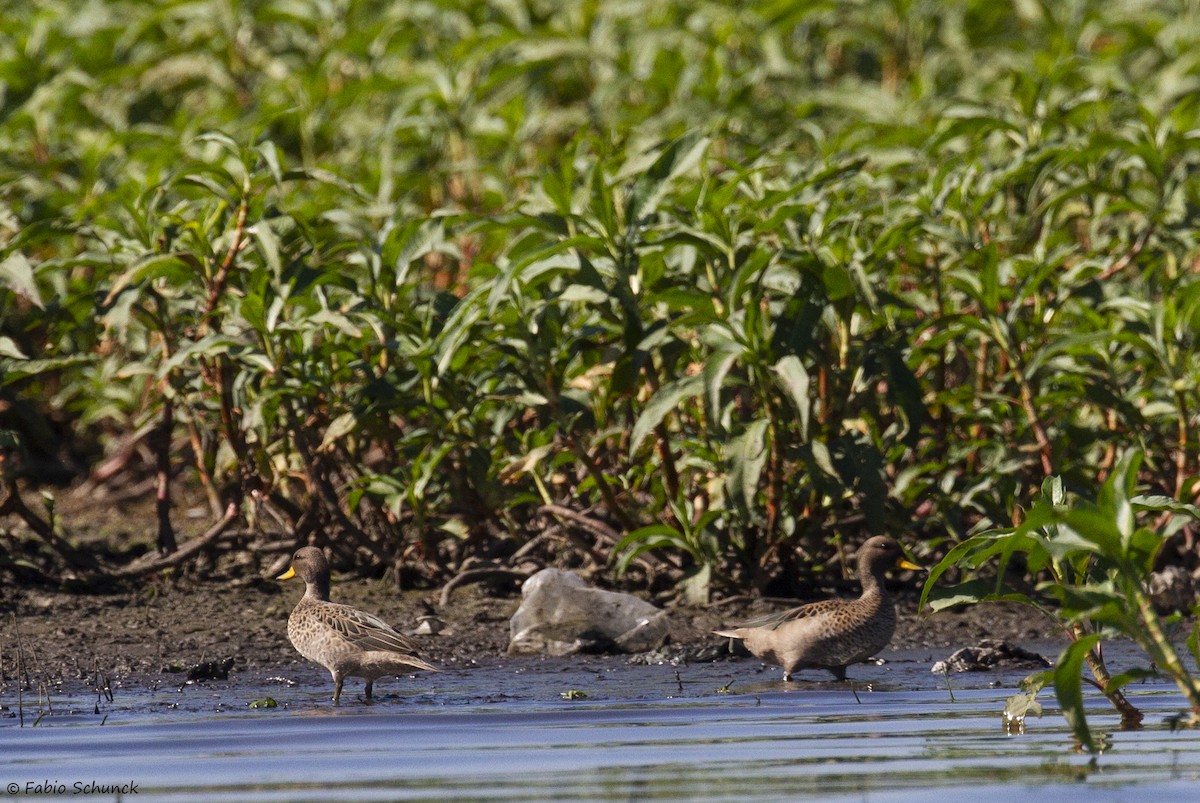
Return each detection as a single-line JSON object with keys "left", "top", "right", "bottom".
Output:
{"left": 857, "top": 535, "right": 922, "bottom": 577}
{"left": 277, "top": 546, "right": 331, "bottom": 597}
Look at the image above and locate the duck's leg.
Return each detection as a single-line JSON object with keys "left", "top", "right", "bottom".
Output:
{"left": 830, "top": 666, "right": 848, "bottom": 682}
{"left": 782, "top": 669, "right": 794, "bottom": 682}
{"left": 332, "top": 673, "right": 344, "bottom": 705}
{"left": 365, "top": 680, "right": 374, "bottom": 702}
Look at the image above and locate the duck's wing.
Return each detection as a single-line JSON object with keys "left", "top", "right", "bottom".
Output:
{"left": 733, "top": 598, "right": 846, "bottom": 631}
{"left": 324, "top": 603, "right": 424, "bottom": 655}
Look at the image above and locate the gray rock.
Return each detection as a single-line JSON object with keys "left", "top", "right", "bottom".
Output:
{"left": 508, "top": 569, "right": 669, "bottom": 656}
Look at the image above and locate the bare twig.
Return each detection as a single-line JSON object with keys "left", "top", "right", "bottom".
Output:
{"left": 561, "top": 433, "right": 639, "bottom": 533}
{"left": 106, "top": 503, "right": 240, "bottom": 579}
{"left": 202, "top": 192, "right": 250, "bottom": 324}
{"left": 0, "top": 480, "right": 100, "bottom": 572}
{"left": 1096, "top": 227, "right": 1152, "bottom": 282}
{"left": 1071, "top": 622, "right": 1144, "bottom": 729}
{"left": 539, "top": 504, "right": 620, "bottom": 545}
{"left": 439, "top": 566, "right": 531, "bottom": 607}
{"left": 1014, "top": 368, "right": 1054, "bottom": 477}
{"left": 73, "top": 435, "right": 144, "bottom": 495}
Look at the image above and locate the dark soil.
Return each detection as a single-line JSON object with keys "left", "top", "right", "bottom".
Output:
{"left": 0, "top": 486, "right": 1066, "bottom": 695}
{"left": 1, "top": 567, "right": 1064, "bottom": 695}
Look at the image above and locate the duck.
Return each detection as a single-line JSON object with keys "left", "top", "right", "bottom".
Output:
{"left": 277, "top": 546, "right": 438, "bottom": 704}
{"left": 714, "top": 535, "right": 920, "bottom": 681}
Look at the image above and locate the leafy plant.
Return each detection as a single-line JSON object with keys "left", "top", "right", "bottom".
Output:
{"left": 922, "top": 451, "right": 1200, "bottom": 751}
{"left": 5, "top": 0, "right": 1200, "bottom": 605}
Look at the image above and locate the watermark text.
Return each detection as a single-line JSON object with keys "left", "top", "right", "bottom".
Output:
{"left": 7, "top": 781, "right": 139, "bottom": 796}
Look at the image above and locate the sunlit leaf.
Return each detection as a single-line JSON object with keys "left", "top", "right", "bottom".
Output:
{"left": 773, "top": 355, "right": 810, "bottom": 440}
{"left": 0, "top": 336, "right": 28, "bottom": 360}
{"left": 0, "top": 251, "right": 43, "bottom": 309}
{"left": 320, "top": 412, "right": 358, "bottom": 452}
{"left": 727, "top": 418, "right": 769, "bottom": 512}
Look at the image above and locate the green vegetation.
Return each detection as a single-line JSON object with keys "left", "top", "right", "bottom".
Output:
{"left": 924, "top": 453, "right": 1200, "bottom": 748}
{"left": 4, "top": 0, "right": 1200, "bottom": 742}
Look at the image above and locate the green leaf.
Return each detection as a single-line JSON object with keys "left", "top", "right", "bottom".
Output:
{"left": 703, "top": 343, "right": 742, "bottom": 428}
{"left": 629, "top": 374, "right": 704, "bottom": 455}
{"left": 918, "top": 530, "right": 1031, "bottom": 612}
{"left": 394, "top": 219, "right": 444, "bottom": 286}
{"left": 161, "top": 334, "right": 240, "bottom": 373}
{"left": 1132, "top": 494, "right": 1200, "bottom": 520}
{"left": 0, "top": 336, "right": 28, "bottom": 360}
{"left": 1104, "top": 666, "right": 1159, "bottom": 692}
{"left": 179, "top": 173, "right": 234, "bottom": 204}
{"left": 0, "top": 251, "right": 43, "bottom": 309}
{"left": 0, "top": 355, "right": 90, "bottom": 381}
{"left": 678, "top": 563, "right": 712, "bottom": 605}
{"left": 808, "top": 439, "right": 837, "bottom": 478}
{"left": 1038, "top": 581, "right": 1129, "bottom": 624}
{"left": 1003, "top": 688, "right": 1044, "bottom": 733}
{"left": 613, "top": 524, "right": 691, "bottom": 574}
{"left": 1041, "top": 475, "right": 1066, "bottom": 506}
{"left": 773, "top": 355, "right": 810, "bottom": 440}
{"left": 410, "top": 441, "right": 455, "bottom": 502}
{"left": 319, "top": 412, "right": 358, "bottom": 452}
{"left": 1059, "top": 508, "right": 1125, "bottom": 561}
{"left": 727, "top": 418, "right": 769, "bottom": 511}
{"left": 309, "top": 309, "right": 363, "bottom": 338}
{"left": 1054, "top": 634, "right": 1103, "bottom": 753}
{"left": 623, "top": 132, "right": 709, "bottom": 223}
{"left": 257, "top": 141, "right": 284, "bottom": 186}
{"left": 252, "top": 221, "right": 283, "bottom": 277}
{"left": 924, "top": 579, "right": 1033, "bottom": 611}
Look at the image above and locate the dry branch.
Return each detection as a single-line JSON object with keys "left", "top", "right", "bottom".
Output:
{"left": 439, "top": 566, "right": 531, "bottom": 607}
{"left": 105, "top": 503, "right": 240, "bottom": 579}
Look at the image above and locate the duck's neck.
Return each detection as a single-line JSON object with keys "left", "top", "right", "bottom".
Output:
{"left": 857, "top": 567, "right": 886, "bottom": 599}
{"left": 304, "top": 577, "right": 331, "bottom": 602}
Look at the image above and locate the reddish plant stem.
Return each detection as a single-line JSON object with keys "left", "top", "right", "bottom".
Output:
{"left": 154, "top": 397, "right": 177, "bottom": 555}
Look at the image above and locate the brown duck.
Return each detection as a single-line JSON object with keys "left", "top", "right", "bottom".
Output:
{"left": 277, "top": 547, "right": 438, "bottom": 704}
{"left": 715, "top": 536, "right": 920, "bottom": 681}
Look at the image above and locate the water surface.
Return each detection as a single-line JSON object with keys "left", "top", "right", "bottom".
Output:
{"left": 3, "top": 644, "right": 1199, "bottom": 801}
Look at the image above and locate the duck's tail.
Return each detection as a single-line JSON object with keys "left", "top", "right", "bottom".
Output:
{"left": 399, "top": 655, "right": 441, "bottom": 673}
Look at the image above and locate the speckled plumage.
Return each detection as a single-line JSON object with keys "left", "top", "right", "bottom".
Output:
{"left": 278, "top": 547, "right": 438, "bottom": 704}
{"left": 715, "top": 536, "right": 920, "bottom": 681}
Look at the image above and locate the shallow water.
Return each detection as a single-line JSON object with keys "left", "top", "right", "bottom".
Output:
{"left": 3, "top": 643, "right": 1199, "bottom": 801}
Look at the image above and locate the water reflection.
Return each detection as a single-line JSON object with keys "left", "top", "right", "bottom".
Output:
{"left": 2, "top": 648, "right": 1199, "bottom": 801}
